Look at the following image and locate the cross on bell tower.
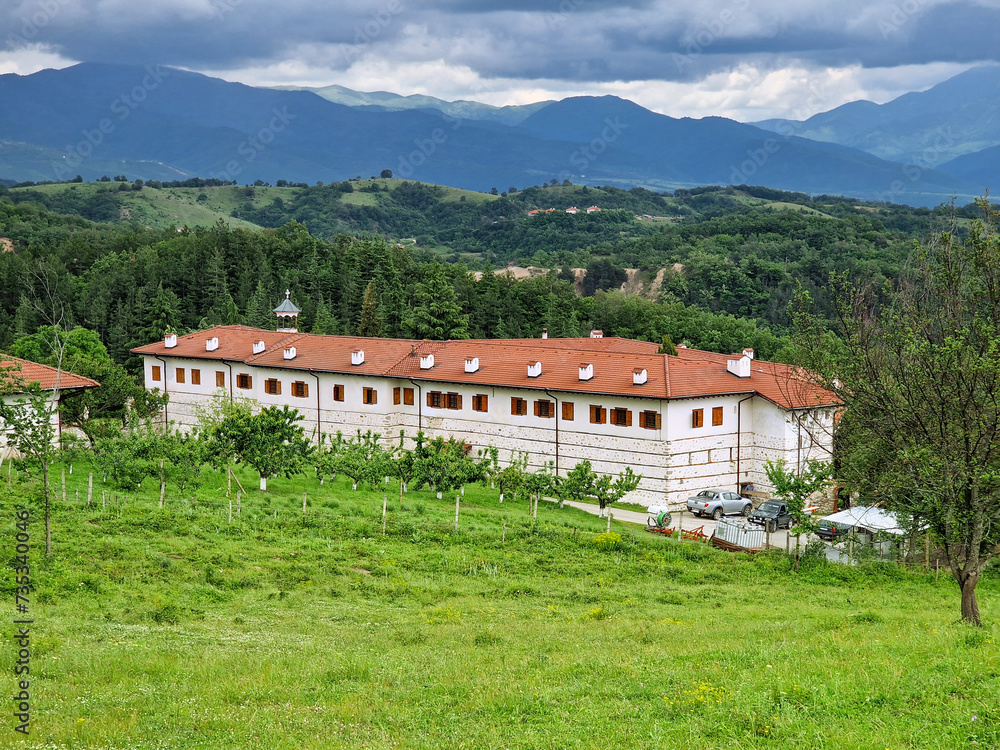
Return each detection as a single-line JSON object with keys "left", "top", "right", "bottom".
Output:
{"left": 273, "top": 290, "right": 301, "bottom": 333}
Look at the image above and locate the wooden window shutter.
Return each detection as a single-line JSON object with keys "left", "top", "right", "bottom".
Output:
{"left": 303, "top": 382, "right": 308, "bottom": 398}
{"left": 562, "top": 402, "right": 574, "bottom": 421}
{"left": 277, "top": 380, "right": 283, "bottom": 395}
{"left": 191, "top": 369, "right": 201, "bottom": 385}
{"left": 427, "top": 392, "right": 434, "bottom": 408}
{"left": 216, "top": 371, "right": 225, "bottom": 387}
{"left": 404, "top": 388, "right": 414, "bottom": 405}
{"left": 626, "top": 410, "right": 632, "bottom": 427}
{"left": 713, "top": 406, "right": 724, "bottom": 426}
{"left": 534, "top": 400, "right": 541, "bottom": 417}
{"left": 394, "top": 387, "right": 401, "bottom": 405}
{"left": 456, "top": 394, "right": 463, "bottom": 409}
{"left": 639, "top": 411, "right": 646, "bottom": 429}
{"left": 371, "top": 389, "right": 377, "bottom": 405}
{"left": 152, "top": 365, "right": 161, "bottom": 382}
{"left": 656, "top": 413, "right": 662, "bottom": 429}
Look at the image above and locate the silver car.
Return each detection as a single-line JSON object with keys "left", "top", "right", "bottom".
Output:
{"left": 686, "top": 489, "right": 752, "bottom": 520}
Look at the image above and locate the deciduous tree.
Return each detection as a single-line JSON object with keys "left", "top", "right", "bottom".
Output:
{"left": 797, "top": 200, "right": 1000, "bottom": 625}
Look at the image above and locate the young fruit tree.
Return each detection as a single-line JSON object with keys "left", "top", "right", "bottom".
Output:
{"left": 797, "top": 200, "right": 1000, "bottom": 626}
{"left": 0, "top": 375, "right": 58, "bottom": 554}
{"left": 211, "top": 405, "right": 312, "bottom": 491}
{"left": 561, "top": 460, "right": 641, "bottom": 518}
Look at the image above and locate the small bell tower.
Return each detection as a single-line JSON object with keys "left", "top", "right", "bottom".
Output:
{"left": 273, "top": 290, "right": 300, "bottom": 333}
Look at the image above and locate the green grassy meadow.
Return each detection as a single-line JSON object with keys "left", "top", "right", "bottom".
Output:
{"left": 1, "top": 462, "right": 998, "bottom": 749}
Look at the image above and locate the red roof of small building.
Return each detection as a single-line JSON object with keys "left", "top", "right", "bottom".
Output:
{"left": 0, "top": 356, "right": 100, "bottom": 392}
{"left": 132, "top": 326, "right": 836, "bottom": 410}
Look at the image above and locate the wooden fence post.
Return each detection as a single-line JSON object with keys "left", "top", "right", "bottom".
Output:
{"left": 455, "top": 494, "right": 460, "bottom": 531}
{"left": 87, "top": 473, "right": 93, "bottom": 506}
{"left": 237, "top": 490, "right": 241, "bottom": 517}
{"left": 302, "top": 492, "right": 307, "bottom": 517}
{"left": 382, "top": 495, "right": 387, "bottom": 535}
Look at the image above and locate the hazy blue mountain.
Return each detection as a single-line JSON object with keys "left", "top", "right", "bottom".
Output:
{"left": 940, "top": 144, "right": 1000, "bottom": 190}
{"left": 0, "top": 63, "right": 981, "bottom": 205}
{"left": 273, "top": 83, "right": 550, "bottom": 125}
{"left": 518, "top": 95, "right": 977, "bottom": 202}
{"left": 752, "top": 65, "right": 1000, "bottom": 165}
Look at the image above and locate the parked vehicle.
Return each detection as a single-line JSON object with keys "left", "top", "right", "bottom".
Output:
{"left": 816, "top": 518, "right": 854, "bottom": 541}
{"left": 747, "top": 500, "right": 795, "bottom": 532}
{"left": 686, "top": 489, "right": 752, "bottom": 520}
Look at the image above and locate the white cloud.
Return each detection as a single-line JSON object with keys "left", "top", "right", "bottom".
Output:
{"left": 0, "top": 44, "right": 76, "bottom": 76}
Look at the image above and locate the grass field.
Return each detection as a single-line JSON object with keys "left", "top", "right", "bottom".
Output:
{"left": 1, "top": 461, "right": 998, "bottom": 749}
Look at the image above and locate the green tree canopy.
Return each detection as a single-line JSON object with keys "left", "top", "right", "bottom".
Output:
{"left": 797, "top": 200, "right": 1000, "bottom": 626}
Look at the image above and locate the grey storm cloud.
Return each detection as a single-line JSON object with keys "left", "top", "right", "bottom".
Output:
{"left": 3, "top": 0, "right": 998, "bottom": 81}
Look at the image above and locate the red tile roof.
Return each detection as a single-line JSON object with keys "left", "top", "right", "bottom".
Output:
{"left": 0, "top": 356, "right": 100, "bottom": 392}
{"left": 131, "top": 326, "right": 836, "bottom": 410}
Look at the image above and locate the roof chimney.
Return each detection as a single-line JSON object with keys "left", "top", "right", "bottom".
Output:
{"left": 206, "top": 336, "right": 219, "bottom": 352}
{"left": 464, "top": 357, "right": 480, "bottom": 373}
{"left": 164, "top": 333, "right": 177, "bottom": 349}
{"left": 727, "top": 354, "right": 752, "bottom": 378}
{"left": 352, "top": 349, "right": 365, "bottom": 365}
{"left": 420, "top": 354, "right": 435, "bottom": 370}
{"left": 252, "top": 340, "right": 265, "bottom": 355}
{"left": 542, "top": 328, "right": 548, "bottom": 339}
{"left": 283, "top": 346, "right": 297, "bottom": 360}
{"left": 633, "top": 368, "right": 648, "bottom": 385}
{"left": 743, "top": 348, "right": 755, "bottom": 360}
{"left": 528, "top": 361, "right": 542, "bottom": 378}
{"left": 590, "top": 330, "right": 603, "bottom": 339}
{"left": 579, "top": 363, "right": 594, "bottom": 381}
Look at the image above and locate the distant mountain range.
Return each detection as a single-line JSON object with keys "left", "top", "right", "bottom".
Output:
{"left": 0, "top": 63, "right": 991, "bottom": 206}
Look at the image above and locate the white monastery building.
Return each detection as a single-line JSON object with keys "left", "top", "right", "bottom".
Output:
{"left": 132, "top": 301, "right": 837, "bottom": 506}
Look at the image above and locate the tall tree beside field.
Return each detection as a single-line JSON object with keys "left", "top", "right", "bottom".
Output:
{"left": 798, "top": 200, "right": 1000, "bottom": 626}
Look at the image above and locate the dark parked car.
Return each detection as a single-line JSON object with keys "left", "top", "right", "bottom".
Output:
{"left": 686, "top": 489, "right": 752, "bottom": 520}
{"left": 816, "top": 518, "right": 853, "bottom": 541}
{"left": 748, "top": 501, "right": 795, "bottom": 532}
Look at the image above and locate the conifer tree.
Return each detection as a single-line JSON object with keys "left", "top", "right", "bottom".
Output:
{"left": 405, "top": 267, "right": 469, "bottom": 340}
{"left": 357, "top": 279, "right": 383, "bottom": 337}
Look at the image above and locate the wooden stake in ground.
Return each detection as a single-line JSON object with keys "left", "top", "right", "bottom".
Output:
{"left": 455, "top": 494, "right": 460, "bottom": 531}
{"left": 61, "top": 467, "right": 66, "bottom": 504}
{"left": 302, "top": 492, "right": 307, "bottom": 517}
{"left": 102, "top": 491, "right": 106, "bottom": 509}
{"left": 159, "top": 460, "right": 165, "bottom": 508}
{"left": 382, "top": 494, "right": 387, "bottom": 535}
{"left": 237, "top": 490, "right": 241, "bottom": 517}
{"left": 606, "top": 512, "right": 612, "bottom": 533}
{"left": 785, "top": 529, "right": 790, "bottom": 554}
{"left": 925, "top": 532, "right": 930, "bottom": 571}
{"left": 502, "top": 521, "right": 506, "bottom": 543}
{"left": 228, "top": 497, "right": 232, "bottom": 524}
{"left": 87, "top": 473, "right": 93, "bottom": 506}
{"left": 75, "top": 488, "right": 79, "bottom": 505}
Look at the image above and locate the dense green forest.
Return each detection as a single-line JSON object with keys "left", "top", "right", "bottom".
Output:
{"left": 0, "top": 179, "right": 974, "bottom": 375}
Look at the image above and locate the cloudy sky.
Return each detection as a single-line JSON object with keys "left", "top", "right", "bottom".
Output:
{"left": 1, "top": 0, "right": 997, "bottom": 121}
